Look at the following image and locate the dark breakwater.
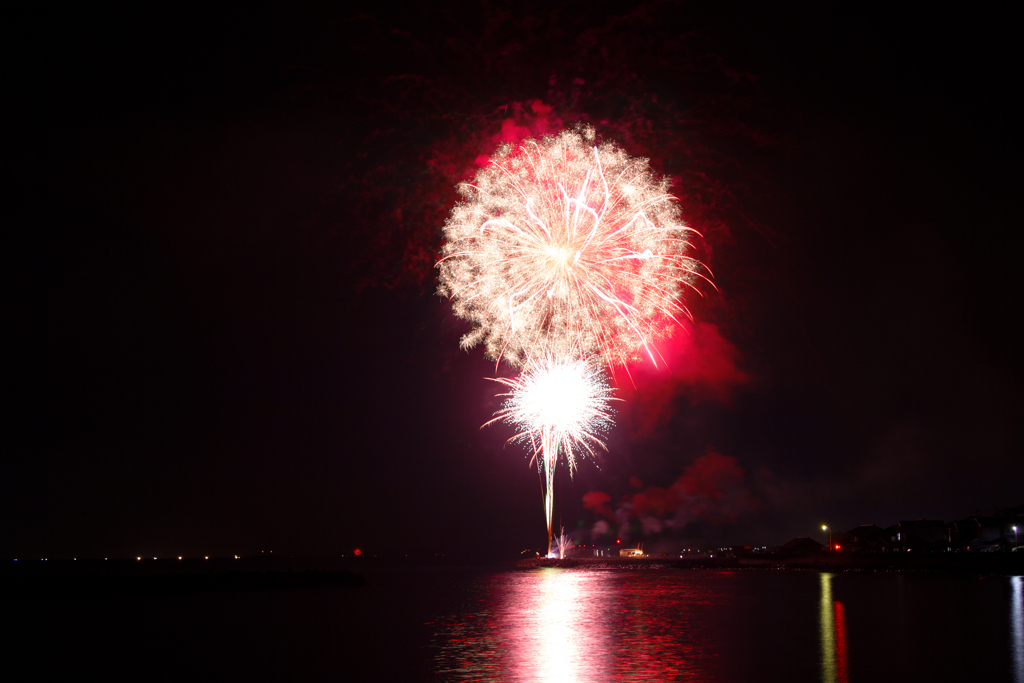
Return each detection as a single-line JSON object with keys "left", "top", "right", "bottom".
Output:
{"left": 2, "top": 557, "right": 366, "bottom": 601}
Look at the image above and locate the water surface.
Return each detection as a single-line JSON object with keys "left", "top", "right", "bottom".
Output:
{"left": 430, "top": 568, "right": 1023, "bottom": 682}
{"left": 8, "top": 565, "right": 1022, "bottom": 681}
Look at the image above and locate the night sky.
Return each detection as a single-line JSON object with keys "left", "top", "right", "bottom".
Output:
{"left": 7, "top": 2, "right": 1021, "bottom": 560}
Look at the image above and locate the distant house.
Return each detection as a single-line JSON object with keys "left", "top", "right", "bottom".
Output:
{"left": 997, "top": 506, "right": 1024, "bottom": 551}
{"left": 780, "top": 537, "right": 824, "bottom": 554}
{"left": 834, "top": 504, "right": 1023, "bottom": 556}
{"left": 946, "top": 517, "right": 982, "bottom": 549}
{"left": 887, "top": 520, "right": 946, "bottom": 552}
{"left": 975, "top": 536, "right": 1011, "bottom": 553}
{"left": 619, "top": 547, "right": 644, "bottom": 558}
{"left": 847, "top": 524, "right": 890, "bottom": 553}
{"left": 969, "top": 514, "right": 1020, "bottom": 550}
{"left": 942, "top": 511, "right": 1022, "bottom": 551}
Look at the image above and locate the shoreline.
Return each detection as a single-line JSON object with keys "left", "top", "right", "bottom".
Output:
{"left": 516, "top": 552, "right": 1024, "bottom": 574}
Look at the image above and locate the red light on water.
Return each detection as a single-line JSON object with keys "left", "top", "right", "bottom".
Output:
{"left": 834, "top": 601, "right": 849, "bottom": 683}
{"left": 354, "top": 548, "right": 362, "bottom": 556}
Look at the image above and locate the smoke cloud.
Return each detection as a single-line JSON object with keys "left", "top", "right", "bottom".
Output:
{"left": 587, "top": 450, "right": 760, "bottom": 543}
{"left": 615, "top": 322, "right": 750, "bottom": 436}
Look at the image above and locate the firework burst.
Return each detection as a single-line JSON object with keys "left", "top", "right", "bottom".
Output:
{"left": 438, "top": 126, "right": 710, "bottom": 370}
{"left": 554, "top": 527, "right": 575, "bottom": 560}
{"left": 485, "top": 357, "right": 616, "bottom": 552}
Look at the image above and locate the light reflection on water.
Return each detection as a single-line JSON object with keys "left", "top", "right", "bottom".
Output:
{"left": 510, "top": 569, "right": 608, "bottom": 682}
{"left": 430, "top": 568, "right": 1024, "bottom": 682}
{"left": 433, "top": 568, "right": 720, "bottom": 682}
{"left": 819, "top": 573, "right": 848, "bottom": 683}
{"left": 1013, "top": 576, "right": 1023, "bottom": 683}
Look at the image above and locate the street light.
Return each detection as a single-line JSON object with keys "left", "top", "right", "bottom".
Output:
{"left": 822, "top": 524, "right": 831, "bottom": 551}
{"left": 1014, "top": 525, "right": 1018, "bottom": 549}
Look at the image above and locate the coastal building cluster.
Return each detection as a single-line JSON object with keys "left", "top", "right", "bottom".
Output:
{"left": 785, "top": 504, "right": 1023, "bottom": 555}
{"left": 553, "top": 505, "right": 1023, "bottom": 560}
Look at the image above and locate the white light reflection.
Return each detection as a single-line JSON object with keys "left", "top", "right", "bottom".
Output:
{"left": 1013, "top": 576, "right": 1023, "bottom": 683}
{"left": 433, "top": 568, "right": 613, "bottom": 681}
{"left": 432, "top": 569, "right": 718, "bottom": 681}
{"left": 509, "top": 569, "right": 606, "bottom": 683}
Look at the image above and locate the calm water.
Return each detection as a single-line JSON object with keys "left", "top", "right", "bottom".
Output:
{"left": 429, "top": 569, "right": 1023, "bottom": 682}
{"left": 8, "top": 566, "right": 1023, "bottom": 681}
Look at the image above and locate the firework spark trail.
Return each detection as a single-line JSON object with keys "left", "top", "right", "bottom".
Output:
{"left": 438, "top": 126, "right": 711, "bottom": 371}
{"left": 485, "top": 358, "right": 616, "bottom": 554}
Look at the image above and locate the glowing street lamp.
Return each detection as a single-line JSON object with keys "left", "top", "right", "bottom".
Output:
{"left": 1014, "top": 525, "right": 1018, "bottom": 549}
{"left": 822, "top": 525, "right": 832, "bottom": 551}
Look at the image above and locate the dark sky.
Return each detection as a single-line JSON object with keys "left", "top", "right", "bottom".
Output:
{"left": 7, "top": 2, "right": 1021, "bottom": 560}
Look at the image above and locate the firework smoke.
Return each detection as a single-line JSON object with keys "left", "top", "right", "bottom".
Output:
{"left": 486, "top": 357, "right": 615, "bottom": 553}
{"left": 438, "top": 126, "right": 709, "bottom": 370}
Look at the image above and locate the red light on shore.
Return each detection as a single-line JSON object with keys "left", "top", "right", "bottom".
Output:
{"left": 354, "top": 548, "right": 362, "bottom": 556}
{"left": 834, "top": 544, "right": 841, "bottom": 550}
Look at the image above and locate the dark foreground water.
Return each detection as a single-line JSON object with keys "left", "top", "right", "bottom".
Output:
{"left": 7, "top": 566, "right": 1023, "bottom": 681}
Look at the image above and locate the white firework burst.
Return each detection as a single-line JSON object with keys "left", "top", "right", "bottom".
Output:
{"left": 438, "top": 126, "right": 709, "bottom": 370}
{"left": 485, "top": 357, "right": 616, "bottom": 551}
